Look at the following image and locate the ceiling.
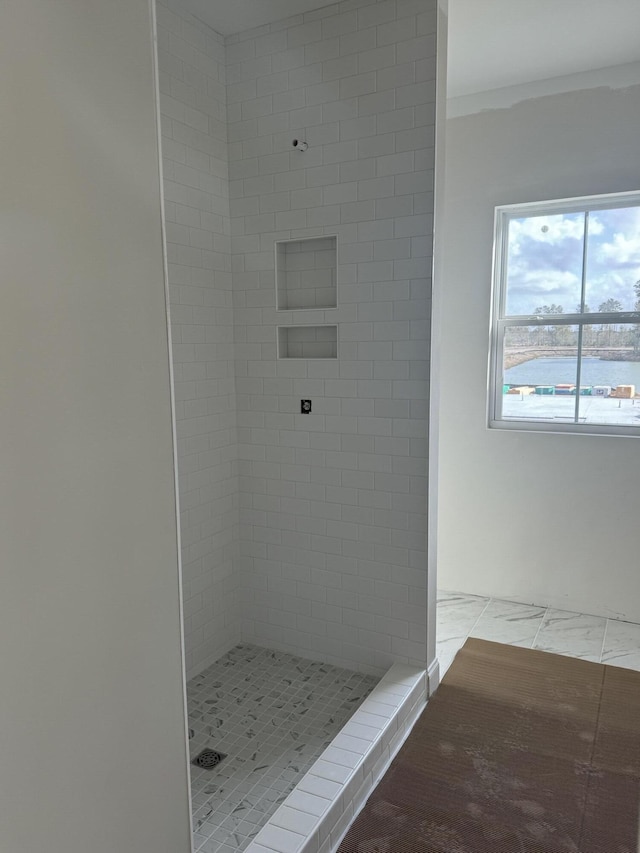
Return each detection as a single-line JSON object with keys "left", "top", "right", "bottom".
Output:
{"left": 185, "top": 0, "right": 338, "bottom": 38}
{"left": 187, "top": 0, "right": 640, "bottom": 97}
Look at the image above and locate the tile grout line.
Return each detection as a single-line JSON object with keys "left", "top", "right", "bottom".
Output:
{"left": 436, "top": 594, "right": 491, "bottom": 675}
{"left": 599, "top": 618, "right": 609, "bottom": 664}
{"left": 466, "top": 595, "right": 491, "bottom": 639}
{"left": 530, "top": 606, "right": 549, "bottom": 650}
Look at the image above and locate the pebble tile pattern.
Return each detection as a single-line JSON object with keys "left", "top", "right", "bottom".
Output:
{"left": 187, "top": 644, "right": 378, "bottom": 852}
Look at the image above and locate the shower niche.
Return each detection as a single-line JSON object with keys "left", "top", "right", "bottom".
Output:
{"left": 275, "top": 235, "right": 337, "bottom": 311}
{"left": 277, "top": 324, "right": 338, "bottom": 359}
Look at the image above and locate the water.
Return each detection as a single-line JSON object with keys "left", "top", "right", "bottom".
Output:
{"left": 504, "top": 357, "right": 640, "bottom": 388}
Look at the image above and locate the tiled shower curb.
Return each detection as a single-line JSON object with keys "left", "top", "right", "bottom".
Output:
{"left": 245, "top": 663, "right": 428, "bottom": 853}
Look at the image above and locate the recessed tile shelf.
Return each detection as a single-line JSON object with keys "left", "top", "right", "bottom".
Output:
{"left": 278, "top": 326, "right": 338, "bottom": 359}
{"left": 276, "top": 236, "right": 337, "bottom": 311}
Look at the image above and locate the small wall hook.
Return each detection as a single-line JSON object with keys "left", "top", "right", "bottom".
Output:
{"left": 292, "top": 139, "right": 308, "bottom": 151}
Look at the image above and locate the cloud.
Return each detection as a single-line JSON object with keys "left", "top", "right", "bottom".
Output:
{"left": 506, "top": 214, "right": 585, "bottom": 313}
{"left": 597, "top": 232, "right": 640, "bottom": 265}
{"left": 506, "top": 206, "right": 640, "bottom": 314}
{"left": 509, "top": 269, "right": 580, "bottom": 295}
{"left": 586, "top": 207, "right": 640, "bottom": 308}
{"left": 591, "top": 206, "right": 640, "bottom": 266}
{"left": 507, "top": 269, "right": 580, "bottom": 314}
{"left": 508, "top": 213, "right": 586, "bottom": 251}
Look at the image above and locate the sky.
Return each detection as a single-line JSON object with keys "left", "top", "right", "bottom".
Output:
{"left": 505, "top": 205, "right": 640, "bottom": 316}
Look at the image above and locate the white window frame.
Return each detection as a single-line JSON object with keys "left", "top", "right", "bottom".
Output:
{"left": 489, "top": 190, "right": 640, "bottom": 437}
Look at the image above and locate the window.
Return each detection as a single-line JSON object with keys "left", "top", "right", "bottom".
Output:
{"left": 489, "top": 191, "right": 640, "bottom": 435}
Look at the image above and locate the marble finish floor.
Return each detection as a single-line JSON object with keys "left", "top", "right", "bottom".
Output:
{"left": 438, "top": 590, "right": 640, "bottom": 677}
{"left": 187, "top": 644, "right": 378, "bottom": 853}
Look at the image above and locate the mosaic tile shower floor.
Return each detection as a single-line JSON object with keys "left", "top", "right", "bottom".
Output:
{"left": 187, "top": 644, "right": 378, "bottom": 853}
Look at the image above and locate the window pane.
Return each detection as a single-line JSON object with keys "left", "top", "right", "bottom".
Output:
{"left": 505, "top": 212, "right": 585, "bottom": 316}
{"left": 584, "top": 206, "right": 640, "bottom": 313}
{"left": 577, "top": 323, "right": 640, "bottom": 426}
{"left": 501, "top": 325, "right": 579, "bottom": 422}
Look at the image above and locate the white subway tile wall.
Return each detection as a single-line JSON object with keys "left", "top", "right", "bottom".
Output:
{"left": 158, "top": 0, "right": 436, "bottom": 678}
{"left": 230, "top": 0, "right": 436, "bottom": 673}
{"left": 157, "top": 1, "right": 240, "bottom": 678}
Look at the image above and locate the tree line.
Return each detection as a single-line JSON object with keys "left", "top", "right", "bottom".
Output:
{"left": 507, "top": 281, "right": 640, "bottom": 351}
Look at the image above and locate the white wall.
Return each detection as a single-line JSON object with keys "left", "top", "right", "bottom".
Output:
{"left": 157, "top": 0, "right": 241, "bottom": 678}
{"left": 427, "top": 0, "right": 448, "bottom": 689}
{"left": 0, "top": 1, "right": 191, "bottom": 851}
{"left": 228, "top": 0, "right": 437, "bottom": 673}
{"left": 438, "top": 74, "right": 640, "bottom": 621}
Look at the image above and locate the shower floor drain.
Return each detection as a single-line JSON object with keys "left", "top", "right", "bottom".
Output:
{"left": 192, "top": 748, "right": 227, "bottom": 770}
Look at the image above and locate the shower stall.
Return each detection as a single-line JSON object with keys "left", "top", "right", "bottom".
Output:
{"left": 155, "top": 0, "right": 442, "bottom": 848}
